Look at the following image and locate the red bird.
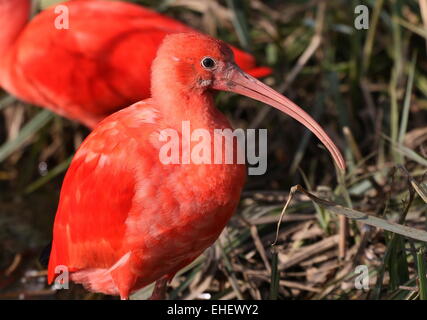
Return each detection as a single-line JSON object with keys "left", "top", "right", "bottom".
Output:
{"left": 47, "top": 33, "right": 345, "bottom": 299}
{"left": 0, "top": 0, "right": 271, "bottom": 128}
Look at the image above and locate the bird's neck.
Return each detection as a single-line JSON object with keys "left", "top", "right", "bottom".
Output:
{"left": 156, "top": 89, "right": 231, "bottom": 131}
{"left": 0, "top": 0, "right": 30, "bottom": 55}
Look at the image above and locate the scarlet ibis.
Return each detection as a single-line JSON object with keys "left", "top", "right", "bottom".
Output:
{"left": 0, "top": 0, "right": 271, "bottom": 128}
{"left": 47, "top": 32, "right": 344, "bottom": 300}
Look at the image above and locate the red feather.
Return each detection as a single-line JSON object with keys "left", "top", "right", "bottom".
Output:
{"left": 0, "top": 0, "right": 271, "bottom": 127}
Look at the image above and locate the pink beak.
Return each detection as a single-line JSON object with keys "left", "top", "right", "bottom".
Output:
{"left": 213, "top": 64, "right": 346, "bottom": 171}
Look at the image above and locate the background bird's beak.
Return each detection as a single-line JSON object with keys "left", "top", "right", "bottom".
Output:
{"left": 212, "top": 64, "right": 346, "bottom": 171}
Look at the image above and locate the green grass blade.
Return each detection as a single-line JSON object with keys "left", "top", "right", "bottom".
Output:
{"left": 269, "top": 246, "right": 279, "bottom": 300}
{"left": 0, "top": 95, "right": 16, "bottom": 111}
{"left": 290, "top": 90, "right": 325, "bottom": 174}
{"left": 383, "top": 135, "right": 427, "bottom": 167}
{"left": 218, "top": 239, "right": 244, "bottom": 300}
{"left": 295, "top": 185, "right": 427, "bottom": 243}
{"left": 225, "top": 0, "right": 251, "bottom": 51}
{"left": 397, "top": 17, "right": 427, "bottom": 38}
{"left": 389, "top": 0, "right": 403, "bottom": 160}
{"left": 24, "top": 156, "right": 73, "bottom": 194}
{"left": 169, "top": 264, "right": 203, "bottom": 300}
{"left": 387, "top": 234, "right": 410, "bottom": 290}
{"left": 393, "top": 143, "right": 427, "bottom": 167}
{"left": 398, "top": 52, "right": 417, "bottom": 151}
{"left": 0, "top": 110, "right": 54, "bottom": 163}
{"left": 417, "top": 247, "right": 427, "bottom": 300}
{"left": 298, "top": 169, "right": 330, "bottom": 232}
{"left": 361, "top": 0, "right": 384, "bottom": 74}
{"left": 411, "top": 180, "right": 427, "bottom": 204}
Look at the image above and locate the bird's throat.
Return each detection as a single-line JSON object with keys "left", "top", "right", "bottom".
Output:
{"left": 157, "top": 89, "right": 231, "bottom": 132}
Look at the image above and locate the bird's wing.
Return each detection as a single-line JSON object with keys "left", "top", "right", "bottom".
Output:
{"left": 47, "top": 101, "right": 159, "bottom": 284}
{"left": 7, "top": 1, "right": 192, "bottom": 126}
{"left": 4, "top": 0, "right": 268, "bottom": 127}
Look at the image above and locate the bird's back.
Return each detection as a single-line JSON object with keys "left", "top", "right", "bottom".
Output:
{"left": 1, "top": 1, "right": 192, "bottom": 127}
{"left": 0, "top": 0, "right": 263, "bottom": 127}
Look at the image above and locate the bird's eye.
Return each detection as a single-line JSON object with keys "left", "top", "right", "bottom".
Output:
{"left": 201, "top": 57, "right": 216, "bottom": 70}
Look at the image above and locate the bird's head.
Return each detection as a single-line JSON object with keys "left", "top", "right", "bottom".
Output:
{"left": 151, "top": 33, "right": 235, "bottom": 92}
{"left": 151, "top": 33, "right": 345, "bottom": 171}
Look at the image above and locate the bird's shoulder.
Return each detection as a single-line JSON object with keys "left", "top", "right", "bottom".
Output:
{"left": 19, "top": 1, "right": 191, "bottom": 54}
{"left": 72, "top": 100, "right": 160, "bottom": 167}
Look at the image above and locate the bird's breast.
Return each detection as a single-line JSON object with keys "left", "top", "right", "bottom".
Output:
{"left": 107, "top": 104, "right": 247, "bottom": 283}
{"left": 126, "top": 158, "right": 246, "bottom": 245}
{"left": 123, "top": 131, "right": 246, "bottom": 280}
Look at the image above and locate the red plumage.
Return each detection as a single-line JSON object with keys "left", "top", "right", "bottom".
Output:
{"left": 0, "top": 0, "right": 271, "bottom": 127}
{"left": 47, "top": 32, "right": 344, "bottom": 299}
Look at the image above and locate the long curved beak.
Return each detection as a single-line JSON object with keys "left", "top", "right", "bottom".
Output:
{"left": 213, "top": 64, "right": 346, "bottom": 171}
